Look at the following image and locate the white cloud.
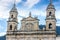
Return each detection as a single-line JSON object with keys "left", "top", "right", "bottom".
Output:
{"left": 0, "top": 11, "right": 9, "bottom": 19}
{"left": 56, "top": 10, "right": 60, "bottom": 19}
{"left": 0, "top": 0, "right": 22, "bottom": 5}
{"left": 18, "top": 9, "right": 29, "bottom": 17}
{"left": 16, "top": 0, "right": 22, "bottom": 4}
{"left": 0, "top": 24, "right": 6, "bottom": 32}
{"left": 31, "top": 9, "right": 41, "bottom": 16}
{"left": 56, "top": 24, "right": 60, "bottom": 26}
{"left": 0, "top": 0, "right": 41, "bottom": 19}
{"left": 0, "top": 0, "right": 11, "bottom": 19}
{"left": 23, "top": 0, "right": 40, "bottom": 9}
{"left": 31, "top": 9, "right": 46, "bottom": 16}
{"left": 0, "top": 0, "right": 22, "bottom": 19}
{"left": 0, "top": 32, "right": 6, "bottom": 36}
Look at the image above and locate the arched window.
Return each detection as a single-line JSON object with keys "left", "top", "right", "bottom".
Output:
{"left": 49, "top": 12, "right": 52, "bottom": 16}
{"left": 11, "top": 15, "right": 13, "bottom": 18}
{"left": 10, "top": 25, "right": 12, "bottom": 30}
{"left": 49, "top": 23, "right": 52, "bottom": 29}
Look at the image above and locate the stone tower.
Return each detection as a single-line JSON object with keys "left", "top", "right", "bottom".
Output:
{"left": 45, "top": 0, "right": 56, "bottom": 40}
{"left": 7, "top": 3, "right": 18, "bottom": 31}
{"left": 6, "top": 1, "right": 18, "bottom": 40}
{"left": 46, "top": 0, "right": 56, "bottom": 31}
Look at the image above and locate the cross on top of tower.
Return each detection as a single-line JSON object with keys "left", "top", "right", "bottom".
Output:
{"left": 50, "top": 0, "right": 52, "bottom": 4}
{"left": 47, "top": 0, "right": 55, "bottom": 10}
{"left": 10, "top": 0, "right": 17, "bottom": 12}
{"left": 29, "top": 12, "right": 31, "bottom": 17}
{"left": 13, "top": 0, "right": 16, "bottom": 8}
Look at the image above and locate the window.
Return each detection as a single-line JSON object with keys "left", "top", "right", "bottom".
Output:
{"left": 10, "top": 25, "right": 12, "bottom": 30}
{"left": 11, "top": 15, "right": 13, "bottom": 18}
{"left": 49, "top": 12, "right": 52, "bottom": 16}
{"left": 49, "top": 23, "right": 52, "bottom": 29}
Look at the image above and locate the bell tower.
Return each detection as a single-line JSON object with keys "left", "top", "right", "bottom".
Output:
{"left": 7, "top": 0, "right": 18, "bottom": 32}
{"left": 46, "top": 0, "right": 56, "bottom": 31}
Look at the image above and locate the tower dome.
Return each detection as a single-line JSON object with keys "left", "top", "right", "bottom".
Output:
{"left": 47, "top": 0, "right": 55, "bottom": 10}
{"left": 10, "top": 3, "right": 18, "bottom": 13}
{"left": 47, "top": 4, "right": 55, "bottom": 9}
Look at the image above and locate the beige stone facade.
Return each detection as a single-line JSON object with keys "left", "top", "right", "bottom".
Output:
{"left": 6, "top": 0, "right": 56, "bottom": 40}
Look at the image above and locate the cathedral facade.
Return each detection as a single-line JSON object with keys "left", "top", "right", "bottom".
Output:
{"left": 6, "top": 0, "right": 56, "bottom": 40}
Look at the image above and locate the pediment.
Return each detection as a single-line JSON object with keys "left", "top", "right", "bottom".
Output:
{"left": 22, "top": 16, "right": 38, "bottom": 21}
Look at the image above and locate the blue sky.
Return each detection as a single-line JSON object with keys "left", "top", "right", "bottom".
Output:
{"left": 0, "top": 0, "right": 60, "bottom": 36}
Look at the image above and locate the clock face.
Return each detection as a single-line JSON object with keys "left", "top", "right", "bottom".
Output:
{"left": 25, "top": 23, "right": 33, "bottom": 31}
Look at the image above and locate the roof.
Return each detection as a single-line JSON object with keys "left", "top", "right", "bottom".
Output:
{"left": 47, "top": 4, "right": 55, "bottom": 10}
{"left": 47, "top": 0, "right": 55, "bottom": 10}
{"left": 10, "top": 3, "right": 18, "bottom": 13}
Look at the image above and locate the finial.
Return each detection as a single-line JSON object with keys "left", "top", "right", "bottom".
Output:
{"left": 29, "top": 12, "right": 31, "bottom": 17}
{"left": 10, "top": 0, "right": 17, "bottom": 12}
{"left": 50, "top": 0, "right": 52, "bottom": 4}
{"left": 13, "top": 0, "right": 16, "bottom": 7}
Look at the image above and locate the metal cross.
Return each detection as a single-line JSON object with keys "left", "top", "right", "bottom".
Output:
{"left": 29, "top": 12, "right": 31, "bottom": 17}
{"left": 14, "top": 0, "right": 16, "bottom": 7}
{"left": 50, "top": 0, "right": 52, "bottom": 4}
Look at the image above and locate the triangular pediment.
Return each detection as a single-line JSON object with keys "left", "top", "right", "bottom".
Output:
{"left": 26, "top": 17, "right": 36, "bottom": 20}
{"left": 22, "top": 16, "right": 38, "bottom": 21}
